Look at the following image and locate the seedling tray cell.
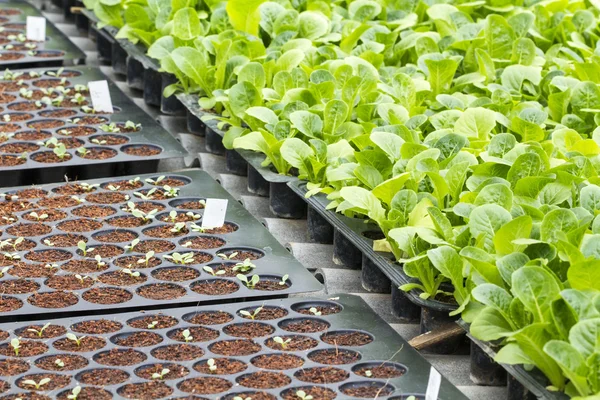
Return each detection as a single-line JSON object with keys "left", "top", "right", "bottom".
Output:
{"left": 0, "top": 65, "right": 187, "bottom": 186}
{"left": 0, "top": 169, "right": 322, "bottom": 321}
{"left": 0, "top": 0, "right": 85, "bottom": 68}
{"left": 0, "top": 294, "right": 469, "bottom": 399}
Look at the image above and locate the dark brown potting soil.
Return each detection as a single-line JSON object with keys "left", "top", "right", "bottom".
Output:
{"left": 193, "top": 358, "right": 247, "bottom": 375}
{"left": 56, "top": 218, "right": 102, "bottom": 232}
{"left": 239, "top": 306, "right": 288, "bottom": 320}
{"left": 118, "top": 381, "right": 173, "bottom": 399}
{"left": 98, "top": 271, "right": 147, "bottom": 286}
{"left": 308, "top": 349, "right": 361, "bottom": 365}
{"left": 113, "top": 331, "right": 163, "bottom": 347}
{"left": 61, "top": 259, "right": 108, "bottom": 273}
{"left": 0, "top": 279, "right": 39, "bottom": 294}
{"left": 281, "top": 386, "right": 337, "bottom": 400}
{"left": 82, "top": 287, "right": 133, "bottom": 304}
{"left": 223, "top": 322, "right": 275, "bottom": 338}
{"left": 35, "top": 354, "right": 88, "bottom": 371}
{"left": 0, "top": 359, "right": 29, "bottom": 375}
{"left": 237, "top": 371, "right": 291, "bottom": 389}
{"left": 123, "top": 145, "right": 161, "bottom": 156}
{"left": 17, "top": 373, "right": 71, "bottom": 390}
{"left": 27, "top": 291, "right": 78, "bottom": 308}
{"left": 264, "top": 335, "right": 319, "bottom": 351}
{"left": 135, "top": 363, "right": 189, "bottom": 380}
{"left": 167, "top": 326, "right": 219, "bottom": 342}
{"left": 45, "top": 274, "right": 95, "bottom": 290}
{"left": 321, "top": 331, "right": 373, "bottom": 346}
{"left": 209, "top": 340, "right": 261, "bottom": 356}
{"left": 136, "top": 239, "right": 175, "bottom": 253}
{"left": 71, "top": 319, "right": 123, "bottom": 334}
{"left": 19, "top": 324, "right": 65, "bottom": 339}
{"left": 280, "top": 318, "right": 330, "bottom": 333}
{"left": 151, "top": 344, "right": 204, "bottom": 361}
{"left": 53, "top": 336, "right": 106, "bottom": 352}
{"left": 77, "top": 368, "right": 129, "bottom": 385}
{"left": 0, "top": 340, "right": 47, "bottom": 357}
{"left": 56, "top": 387, "right": 112, "bottom": 400}
{"left": 341, "top": 383, "right": 394, "bottom": 397}
{"left": 251, "top": 353, "right": 304, "bottom": 370}
{"left": 152, "top": 267, "right": 199, "bottom": 282}
{"left": 294, "top": 366, "right": 349, "bottom": 383}
{"left": 191, "top": 279, "right": 239, "bottom": 295}
{"left": 94, "top": 349, "right": 146, "bottom": 366}
{"left": 185, "top": 311, "right": 233, "bottom": 325}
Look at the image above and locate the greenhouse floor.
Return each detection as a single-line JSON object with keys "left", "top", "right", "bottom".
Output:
{"left": 43, "top": 6, "right": 507, "bottom": 400}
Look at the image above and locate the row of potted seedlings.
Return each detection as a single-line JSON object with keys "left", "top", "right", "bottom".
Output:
{"left": 0, "top": 295, "right": 469, "bottom": 399}
{"left": 0, "top": 2, "right": 85, "bottom": 68}
{"left": 0, "top": 170, "right": 322, "bottom": 320}
{"left": 0, "top": 66, "right": 187, "bottom": 186}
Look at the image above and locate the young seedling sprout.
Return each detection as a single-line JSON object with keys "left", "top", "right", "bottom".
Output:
{"left": 129, "top": 177, "right": 140, "bottom": 185}
{"left": 79, "top": 183, "right": 98, "bottom": 192}
{"left": 91, "top": 138, "right": 107, "bottom": 145}
{"left": 240, "top": 306, "right": 263, "bottom": 320}
{"left": 55, "top": 358, "right": 64, "bottom": 368}
{"left": 10, "top": 237, "right": 23, "bottom": 251}
{"left": 107, "top": 184, "right": 120, "bottom": 191}
{"left": 309, "top": 307, "right": 322, "bottom": 316}
{"left": 121, "top": 268, "right": 140, "bottom": 278}
{"left": 125, "top": 239, "right": 140, "bottom": 252}
{"left": 2, "top": 252, "right": 19, "bottom": 261}
{"left": 233, "top": 397, "right": 250, "bottom": 400}
{"left": 95, "top": 255, "right": 105, "bottom": 268}
{"left": 237, "top": 274, "right": 260, "bottom": 289}
{"left": 100, "top": 122, "right": 120, "bottom": 133}
{"left": 27, "top": 323, "right": 51, "bottom": 338}
{"left": 147, "top": 320, "right": 158, "bottom": 329}
{"left": 10, "top": 338, "right": 20, "bottom": 355}
{"left": 138, "top": 251, "right": 155, "bottom": 267}
{"left": 170, "top": 222, "right": 186, "bottom": 233}
{"left": 166, "top": 210, "right": 178, "bottom": 223}
{"left": 202, "top": 266, "right": 225, "bottom": 276}
{"left": 0, "top": 267, "right": 9, "bottom": 278}
{"left": 45, "top": 263, "right": 58, "bottom": 272}
{"left": 279, "top": 274, "right": 289, "bottom": 286}
{"left": 67, "top": 386, "right": 81, "bottom": 400}
{"left": 133, "top": 188, "right": 156, "bottom": 200}
{"left": 217, "top": 252, "right": 238, "bottom": 260}
{"left": 233, "top": 259, "right": 256, "bottom": 273}
{"left": 66, "top": 333, "right": 85, "bottom": 346}
{"left": 163, "top": 252, "right": 194, "bottom": 265}
{"left": 151, "top": 368, "right": 170, "bottom": 380}
{"left": 207, "top": 358, "right": 217, "bottom": 372}
{"left": 295, "top": 390, "right": 313, "bottom": 400}
{"left": 70, "top": 196, "right": 86, "bottom": 205}
{"left": 145, "top": 176, "right": 165, "bottom": 185}
{"left": 21, "top": 378, "right": 51, "bottom": 390}
{"left": 76, "top": 147, "right": 90, "bottom": 157}
{"left": 125, "top": 120, "right": 141, "bottom": 130}
{"left": 162, "top": 185, "right": 179, "bottom": 198}
{"left": 273, "top": 336, "right": 291, "bottom": 349}
{"left": 189, "top": 223, "right": 207, "bottom": 233}
{"left": 77, "top": 240, "right": 94, "bottom": 257}
{"left": 74, "top": 274, "right": 89, "bottom": 285}
{"left": 43, "top": 239, "right": 54, "bottom": 247}
{"left": 132, "top": 208, "right": 157, "bottom": 222}
{"left": 28, "top": 211, "right": 48, "bottom": 221}
{"left": 182, "top": 329, "right": 193, "bottom": 342}
{"left": 52, "top": 143, "right": 69, "bottom": 159}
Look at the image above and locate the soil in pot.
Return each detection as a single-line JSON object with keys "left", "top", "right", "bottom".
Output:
{"left": 172, "top": 199, "right": 205, "bottom": 210}
{"left": 0, "top": 340, "right": 47, "bottom": 357}
{"left": 167, "top": 326, "right": 219, "bottom": 342}
{"left": 30, "top": 151, "right": 72, "bottom": 164}
{"left": 191, "top": 279, "right": 239, "bottom": 295}
{"left": 354, "top": 362, "right": 406, "bottom": 378}
{"left": 0, "top": 359, "right": 29, "bottom": 375}
{"left": 9, "top": 262, "right": 55, "bottom": 278}
{"left": 105, "top": 216, "right": 146, "bottom": 228}
{"left": 178, "top": 377, "right": 231, "bottom": 394}
{"left": 151, "top": 267, "right": 199, "bottom": 282}
{"left": 340, "top": 382, "right": 394, "bottom": 397}
{"left": 45, "top": 274, "right": 95, "bottom": 290}
{"left": 193, "top": 358, "right": 247, "bottom": 375}
{"left": 118, "top": 381, "right": 173, "bottom": 399}
{"left": 43, "top": 234, "right": 86, "bottom": 248}
{"left": 56, "top": 219, "right": 103, "bottom": 232}
{"left": 143, "top": 225, "right": 188, "bottom": 238}
{"left": 37, "top": 196, "right": 79, "bottom": 208}
{"left": 280, "top": 318, "right": 330, "bottom": 333}
{"left": 76, "top": 368, "right": 129, "bottom": 386}
{"left": 223, "top": 322, "right": 275, "bottom": 338}
{"left": 135, "top": 240, "right": 175, "bottom": 253}
{"left": 53, "top": 336, "right": 106, "bottom": 352}
{"left": 94, "top": 349, "right": 146, "bottom": 366}
{"left": 21, "top": 209, "right": 67, "bottom": 222}
{"left": 123, "top": 145, "right": 162, "bottom": 156}
{"left": 253, "top": 278, "right": 290, "bottom": 291}
{"left": 0, "top": 123, "right": 21, "bottom": 133}
{"left": 308, "top": 349, "right": 361, "bottom": 365}
{"left": 101, "top": 179, "right": 143, "bottom": 191}
{"left": 27, "top": 291, "right": 78, "bottom": 308}
{"left": 134, "top": 201, "right": 166, "bottom": 213}
{"left": 98, "top": 271, "right": 147, "bottom": 286}
{"left": 6, "top": 222, "right": 51, "bottom": 237}
{"left": 127, "top": 315, "right": 178, "bottom": 330}
{"left": 320, "top": 331, "right": 373, "bottom": 347}
{"left": 14, "top": 130, "right": 50, "bottom": 141}
{"left": 18, "top": 324, "right": 66, "bottom": 339}
{"left": 237, "top": 371, "right": 291, "bottom": 389}
{"left": 76, "top": 116, "right": 107, "bottom": 125}
{"left": 251, "top": 354, "right": 304, "bottom": 370}
{"left": 294, "top": 367, "right": 350, "bottom": 384}
{"left": 71, "top": 319, "right": 123, "bottom": 334}
{"left": 52, "top": 183, "right": 97, "bottom": 195}
{"left": 0, "top": 279, "right": 38, "bottom": 294}
{"left": 14, "top": 188, "right": 47, "bottom": 199}
{"left": 151, "top": 344, "right": 204, "bottom": 361}
{"left": 56, "top": 387, "right": 111, "bottom": 400}
{"left": 77, "top": 147, "right": 117, "bottom": 160}
{"left": 185, "top": 311, "right": 233, "bottom": 325}
{"left": 90, "top": 134, "right": 129, "bottom": 145}
{"left": 86, "top": 192, "right": 128, "bottom": 204}
{"left": 209, "top": 339, "right": 261, "bottom": 356}
{"left": 114, "top": 255, "right": 161, "bottom": 269}
{"left": 135, "top": 363, "right": 189, "bottom": 380}
{"left": 0, "top": 142, "right": 39, "bottom": 153}
{"left": 93, "top": 229, "right": 137, "bottom": 243}
{"left": 281, "top": 387, "right": 337, "bottom": 400}
{"left": 39, "top": 109, "right": 77, "bottom": 118}
{"left": 147, "top": 177, "right": 189, "bottom": 187}
{"left": 61, "top": 259, "right": 108, "bottom": 273}
{"left": 77, "top": 244, "right": 123, "bottom": 258}
{"left": 25, "top": 249, "right": 72, "bottom": 263}
{"left": 0, "top": 154, "right": 25, "bottom": 167}
{"left": 113, "top": 331, "right": 163, "bottom": 347}
{"left": 82, "top": 287, "right": 132, "bottom": 304}
{"left": 137, "top": 283, "right": 186, "bottom": 300}
{"left": 58, "top": 126, "right": 95, "bottom": 136}
{"left": 17, "top": 373, "right": 71, "bottom": 390}
{"left": 72, "top": 205, "right": 117, "bottom": 218}
{"left": 264, "top": 335, "right": 319, "bottom": 352}
{"left": 7, "top": 101, "right": 44, "bottom": 111}
{"left": 35, "top": 354, "right": 88, "bottom": 371}
{"left": 28, "top": 119, "right": 65, "bottom": 130}
{"left": 179, "top": 236, "right": 225, "bottom": 250}
{"left": 33, "top": 79, "right": 71, "bottom": 88}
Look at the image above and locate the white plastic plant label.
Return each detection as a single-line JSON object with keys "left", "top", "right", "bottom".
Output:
{"left": 425, "top": 366, "right": 442, "bottom": 400}
{"left": 88, "top": 80, "right": 114, "bottom": 113}
{"left": 26, "top": 16, "right": 46, "bottom": 42}
{"left": 201, "top": 198, "right": 228, "bottom": 228}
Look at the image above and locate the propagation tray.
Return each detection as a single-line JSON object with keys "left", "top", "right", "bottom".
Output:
{"left": 0, "top": 294, "right": 469, "bottom": 399}
{"left": 0, "top": 169, "right": 322, "bottom": 322}
{"left": 0, "top": 65, "right": 187, "bottom": 186}
{"left": 0, "top": 0, "right": 85, "bottom": 67}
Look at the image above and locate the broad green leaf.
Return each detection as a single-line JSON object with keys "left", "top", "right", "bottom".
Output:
{"left": 172, "top": 8, "right": 201, "bottom": 41}
{"left": 469, "top": 204, "right": 512, "bottom": 252}
{"left": 226, "top": 0, "right": 266, "bottom": 36}
{"left": 512, "top": 266, "right": 560, "bottom": 322}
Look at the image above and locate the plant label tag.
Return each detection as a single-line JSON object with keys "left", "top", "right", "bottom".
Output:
{"left": 202, "top": 199, "right": 228, "bottom": 228}
{"left": 425, "top": 366, "right": 442, "bottom": 400}
{"left": 26, "top": 17, "right": 46, "bottom": 42}
{"left": 88, "top": 80, "right": 113, "bottom": 113}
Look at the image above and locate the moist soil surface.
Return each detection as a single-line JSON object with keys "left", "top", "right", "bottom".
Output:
{"left": 56, "top": 386, "right": 112, "bottom": 400}
{"left": 321, "top": 331, "right": 373, "bottom": 346}
{"left": 106, "top": 216, "right": 146, "bottom": 228}
{"left": 21, "top": 209, "right": 67, "bottom": 222}
{"left": 123, "top": 145, "right": 162, "bottom": 156}
{"left": 193, "top": 358, "right": 247, "bottom": 375}
{"left": 135, "top": 363, "right": 189, "bottom": 380}
{"left": 53, "top": 336, "right": 106, "bottom": 352}
{"left": 0, "top": 279, "right": 39, "bottom": 294}
{"left": 17, "top": 373, "right": 71, "bottom": 390}
{"left": 37, "top": 196, "right": 79, "bottom": 208}
{"left": 9, "top": 262, "right": 56, "bottom": 278}
{"left": 86, "top": 192, "right": 128, "bottom": 204}
{"left": 127, "top": 315, "right": 178, "bottom": 330}
{"left": 113, "top": 331, "right": 163, "bottom": 347}
{"left": 143, "top": 225, "right": 189, "bottom": 238}
{"left": 56, "top": 219, "right": 103, "bottom": 232}
{"left": 27, "top": 291, "right": 78, "bottom": 308}
{"left": 167, "top": 326, "right": 219, "bottom": 342}
{"left": 341, "top": 383, "right": 393, "bottom": 397}
{"left": 31, "top": 152, "right": 72, "bottom": 163}
{"left": 151, "top": 344, "right": 204, "bottom": 361}
{"left": 180, "top": 236, "right": 225, "bottom": 249}
{"left": 93, "top": 229, "right": 137, "bottom": 243}
{"left": 223, "top": 322, "right": 275, "bottom": 338}
{"left": 82, "top": 287, "right": 133, "bottom": 304}
{"left": 25, "top": 249, "right": 72, "bottom": 262}
{"left": 94, "top": 349, "right": 147, "bottom": 366}
{"left": 98, "top": 271, "right": 147, "bottom": 286}
{"left": 77, "top": 368, "right": 129, "bottom": 385}
{"left": 308, "top": 349, "right": 361, "bottom": 365}
{"left": 135, "top": 239, "right": 175, "bottom": 253}
{"left": 281, "top": 387, "right": 337, "bottom": 400}
{"left": 264, "top": 335, "right": 319, "bottom": 351}
{"left": 18, "top": 324, "right": 66, "bottom": 339}
{"left": 77, "top": 244, "right": 123, "bottom": 258}
{"left": 151, "top": 267, "right": 199, "bottom": 282}
{"left": 251, "top": 353, "right": 304, "bottom": 370}
{"left": 61, "top": 259, "right": 108, "bottom": 273}
{"left": 43, "top": 234, "right": 86, "bottom": 247}
{"left": 178, "top": 377, "right": 232, "bottom": 394}
{"left": 295, "top": 366, "right": 350, "bottom": 383}
{"left": 191, "top": 279, "right": 239, "bottom": 295}
{"left": 90, "top": 134, "right": 128, "bottom": 145}
{"left": 185, "top": 311, "right": 233, "bottom": 325}
{"left": 0, "top": 359, "right": 29, "bottom": 375}
{"left": 137, "top": 283, "right": 186, "bottom": 300}
{"left": 239, "top": 306, "right": 288, "bottom": 320}
{"left": 0, "top": 340, "right": 47, "bottom": 357}
{"left": 281, "top": 319, "right": 330, "bottom": 333}
{"left": 209, "top": 340, "right": 261, "bottom": 356}
{"left": 101, "top": 179, "right": 143, "bottom": 191}
{"left": 355, "top": 364, "right": 406, "bottom": 378}
{"left": 72, "top": 205, "right": 116, "bottom": 218}
{"left": 118, "top": 381, "right": 173, "bottom": 399}
{"left": 14, "top": 130, "right": 51, "bottom": 140}
{"left": 6, "top": 222, "right": 51, "bottom": 236}
{"left": 114, "top": 255, "right": 161, "bottom": 269}
{"left": 53, "top": 183, "right": 97, "bottom": 195}
{"left": 237, "top": 371, "right": 291, "bottom": 389}
{"left": 0, "top": 155, "right": 25, "bottom": 166}
{"left": 254, "top": 279, "right": 289, "bottom": 291}
{"left": 71, "top": 319, "right": 123, "bottom": 334}
{"left": 45, "top": 274, "right": 95, "bottom": 290}
{"left": 35, "top": 354, "right": 88, "bottom": 371}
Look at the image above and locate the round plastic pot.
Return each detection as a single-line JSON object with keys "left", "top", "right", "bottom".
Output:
{"left": 111, "top": 40, "right": 128, "bottom": 76}
{"left": 391, "top": 286, "right": 421, "bottom": 323}
{"left": 186, "top": 110, "right": 205, "bottom": 136}
{"left": 420, "top": 302, "right": 463, "bottom": 354}
{"left": 307, "top": 206, "right": 334, "bottom": 244}
{"left": 333, "top": 229, "right": 362, "bottom": 269}
{"left": 361, "top": 254, "right": 391, "bottom": 293}
{"left": 470, "top": 341, "right": 507, "bottom": 386}
{"left": 247, "top": 165, "right": 269, "bottom": 197}
{"left": 143, "top": 68, "right": 161, "bottom": 107}
{"left": 226, "top": 150, "right": 248, "bottom": 176}
{"left": 205, "top": 127, "right": 226, "bottom": 155}
{"left": 269, "top": 182, "right": 307, "bottom": 219}
{"left": 126, "top": 57, "right": 144, "bottom": 90}
{"left": 160, "top": 73, "right": 185, "bottom": 115}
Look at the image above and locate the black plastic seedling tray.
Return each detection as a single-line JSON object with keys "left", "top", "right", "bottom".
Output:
{"left": 458, "top": 321, "right": 567, "bottom": 400}
{"left": 0, "top": 0, "right": 85, "bottom": 68}
{"left": 0, "top": 294, "right": 469, "bottom": 399}
{"left": 288, "top": 181, "right": 468, "bottom": 355}
{"left": 0, "top": 65, "right": 187, "bottom": 186}
{"left": 0, "top": 169, "right": 322, "bottom": 322}
{"left": 178, "top": 94, "right": 308, "bottom": 219}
